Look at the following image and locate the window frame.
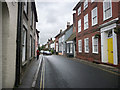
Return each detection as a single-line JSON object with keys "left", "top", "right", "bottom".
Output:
{"left": 29, "top": 35, "right": 32, "bottom": 58}
{"left": 70, "top": 43, "right": 73, "bottom": 53}
{"left": 78, "top": 40, "right": 82, "bottom": 53}
{"left": 67, "top": 44, "right": 69, "bottom": 53}
{"left": 84, "top": 38, "right": 89, "bottom": 53}
{"left": 84, "top": 0, "right": 88, "bottom": 10}
{"left": 22, "top": 26, "right": 27, "bottom": 63}
{"left": 84, "top": 14, "right": 88, "bottom": 30}
{"left": 92, "top": 36, "right": 98, "bottom": 54}
{"left": 92, "top": 7, "right": 98, "bottom": 26}
{"left": 24, "top": 0, "right": 28, "bottom": 14}
{"left": 78, "top": 6, "right": 81, "bottom": 16}
{"left": 103, "top": 0, "right": 112, "bottom": 21}
{"left": 78, "top": 19, "right": 81, "bottom": 32}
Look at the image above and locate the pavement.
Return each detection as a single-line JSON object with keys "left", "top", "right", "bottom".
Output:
{"left": 16, "top": 54, "right": 120, "bottom": 88}
{"left": 67, "top": 57, "right": 120, "bottom": 76}
{"left": 17, "top": 55, "right": 43, "bottom": 88}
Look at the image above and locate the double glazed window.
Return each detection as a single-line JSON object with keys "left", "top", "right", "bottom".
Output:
{"left": 84, "top": 14, "right": 88, "bottom": 30}
{"left": 92, "top": 7, "right": 97, "bottom": 26}
{"left": 84, "top": 38, "right": 89, "bottom": 53}
{"left": 103, "top": 0, "right": 112, "bottom": 20}
{"left": 78, "top": 19, "right": 81, "bottom": 32}
{"left": 78, "top": 40, "right": 82, "bottom": 52}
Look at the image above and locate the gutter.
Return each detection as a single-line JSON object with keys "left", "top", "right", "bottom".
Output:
{"left": 15, "top": 2, "right": 22, "bottom": 87}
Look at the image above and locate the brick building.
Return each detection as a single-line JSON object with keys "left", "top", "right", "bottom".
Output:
{"left": 73, "top": 0, "right": 120, "bottom": 66}
{"left": 55, "top": 30, "right": 62, "bottom": 55}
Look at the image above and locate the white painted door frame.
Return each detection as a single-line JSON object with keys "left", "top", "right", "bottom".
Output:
{"left": 101, "top": 23, "right": 118, "bottom": 65}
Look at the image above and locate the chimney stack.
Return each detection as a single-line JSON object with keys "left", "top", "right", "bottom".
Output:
{"left": 67, "top": 22, "right": 70, "bottom": 28}
{"left": 60, "top": 29, "right": 62, "bottom": 34}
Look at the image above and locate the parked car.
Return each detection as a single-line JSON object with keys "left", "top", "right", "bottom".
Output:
{"left": 40, "top": 50, "right": 44, "bottom": 54}
{"left": 43, "top": 51, "right": 52, "bottom": 55}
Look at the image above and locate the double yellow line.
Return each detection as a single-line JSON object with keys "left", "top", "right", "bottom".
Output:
{"left": 40, "top": 58, "right": 45, "bottom": 90}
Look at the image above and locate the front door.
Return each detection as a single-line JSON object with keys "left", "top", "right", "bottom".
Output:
{"left": 107, "top": 38, "right": 113, "bottom": 64}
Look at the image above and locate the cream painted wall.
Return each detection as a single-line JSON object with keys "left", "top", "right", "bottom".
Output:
{"left": 2, "top": 1, "right": 18, "bottom": 88}
{"left": 0, "top": 2, "right": 2, "bottom": 90}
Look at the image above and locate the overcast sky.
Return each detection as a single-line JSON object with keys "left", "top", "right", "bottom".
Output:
{"left": 35, "top": 0, "right": 79, "bottom": 46}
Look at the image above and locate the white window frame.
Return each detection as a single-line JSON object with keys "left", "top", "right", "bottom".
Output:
{"left": 84, "top": 38, "right": 89, "bottom": 53}
{"left": 24, "top": 0, "right": 28, "bottom": 14}
{"left": 67, "top": 44, "right": 69, "bottom": 53}
{"left": 92, "top": 7, "right": 98, "bottom": 26}
{"left": 84, "top": 0, "right": 88, "bottom": 10}
{"left": 78, "top": 6, "right": 81, "bottom": 15}
{"left": 70, "top": 43, "right": 72, "bottom": 53}
{"left": 78, "top": 40, "right": 82, "bottom": 53}
{"left": 56, "top": 43, "right": 58, "bottom": 52}
{"left": 92, "top": 36, "right": 98, "bottom": 54}
{"left": 78, "top": 19, "right": 81, "bottom": 32}
{"left": 84, "top": 14, "right": 88, "bottom": 30}
{"left": 29, "top": 35, "right": 32, "bottom": 58}
{"left": 103, "top": 0, "right": 112, "bottom": 21}
{"left": 22, "top": 28, "right": 27, "bottom": 63}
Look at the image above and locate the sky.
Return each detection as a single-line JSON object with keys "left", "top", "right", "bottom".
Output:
{"left": 35, "top": 0, "right": 79, "bottom": 46}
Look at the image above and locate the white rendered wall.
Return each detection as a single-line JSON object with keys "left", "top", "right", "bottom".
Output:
{"left": 2, "top": 2, "right": 18, "bottom": 88}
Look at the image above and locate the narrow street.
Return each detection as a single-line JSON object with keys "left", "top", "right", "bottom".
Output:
{"left": 35, "top": 55, "right": 119, "bottom": 88}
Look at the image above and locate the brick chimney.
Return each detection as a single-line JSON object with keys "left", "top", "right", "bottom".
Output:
{"left": 67, "top": 22, "right": 70, "bottom": 28}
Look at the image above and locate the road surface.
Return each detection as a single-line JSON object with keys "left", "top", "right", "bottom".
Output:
{"left": 35, "top": 55, "right": 119, "bottom": 88}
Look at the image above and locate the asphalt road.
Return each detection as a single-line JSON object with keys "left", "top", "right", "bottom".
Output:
{"left": 36, "top": 55, "right": 119, "bottom": 88}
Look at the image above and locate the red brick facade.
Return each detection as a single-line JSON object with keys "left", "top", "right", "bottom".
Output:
{"left": 74, "top": 1, "right": 120, "bottom": 66}
{"left": 55, "top": 33, "right": 60, "bottom": 54}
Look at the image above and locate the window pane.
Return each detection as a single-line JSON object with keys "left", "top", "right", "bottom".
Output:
{"left": 78, "top": 6, "right": 81, "bottom": 15}
{"left": 103, "top": 0, "right": 112, "bottom": 20}
{"left": 78, "top": 19, "right": 81, "bottom": 32}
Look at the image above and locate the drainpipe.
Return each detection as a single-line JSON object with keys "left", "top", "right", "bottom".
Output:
{"left": 15, "top": 2, "right": 22, "bottom": 87}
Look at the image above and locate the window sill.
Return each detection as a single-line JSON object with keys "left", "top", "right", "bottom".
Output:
{"left": 22, "top": 60, "right": 28, "bottom": 66}
{"left": 78, "top": 31, "right": 81, "bottom": 33}
{"left": 103, "top": 16, "right": 112, "bottom": 22}
{"left": 84, "top": 6, "right": 88, "bottom": 11}
{"left": 78, "top": 13, "right": 81, "bottom": 17}
{"left": 85, "top": 51, "right": 89, "bottom": 53}
{"left": 92, "top": 52, "right": 98, "bottom": 54}
{"left": 84, "top": 28, "right": 88, "bottom": 30}
{"left": 92, "top": 23, "right": 98, "bottom": 27}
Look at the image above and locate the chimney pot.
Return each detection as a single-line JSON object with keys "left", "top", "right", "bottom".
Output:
{"left": 67, "top": 22, "right": 70, "bottom": 28}
{"left": 60, "top": 29, "right": 62, "bottom": 33}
